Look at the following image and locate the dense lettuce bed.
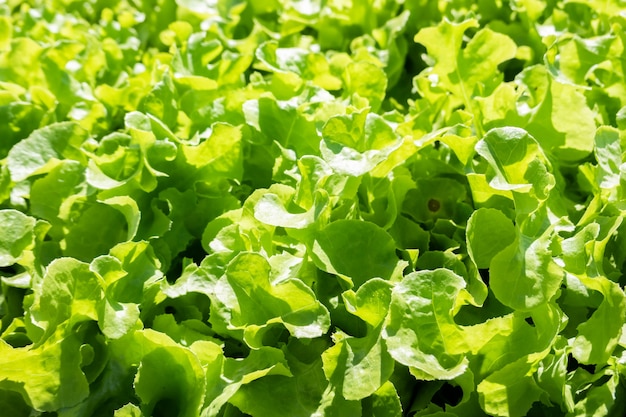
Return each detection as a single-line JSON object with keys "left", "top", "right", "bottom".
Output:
{"left": 2, "top": 0, "right": 626, "bottom": 416}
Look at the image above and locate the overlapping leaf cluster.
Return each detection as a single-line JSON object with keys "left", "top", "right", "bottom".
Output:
{"left": 2, "top": 0, "right": 626, "bottom": 416}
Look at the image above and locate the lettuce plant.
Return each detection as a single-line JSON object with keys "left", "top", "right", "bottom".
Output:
{"left": 1, "top": 0, "right": 626, "bottom": 416}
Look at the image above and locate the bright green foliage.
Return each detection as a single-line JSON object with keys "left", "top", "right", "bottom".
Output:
{"left": 0, "top": 209, "right": 37, "bottom": 266}
{"left": 1, "top": 0, "right": 626, "bottom": 416}
{"left": 383, "top": 269, "right": 468, "bottom": 380}
{"left": 312, "top": 219, "right": 403, "bottom": 288}
{"left": 466, "top": 208, "right": 516, "bottom": 269}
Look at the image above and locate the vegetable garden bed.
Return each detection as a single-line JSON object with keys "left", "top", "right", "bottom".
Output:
{"left": 1, "top": 0, "right": 626, "bottom": 416}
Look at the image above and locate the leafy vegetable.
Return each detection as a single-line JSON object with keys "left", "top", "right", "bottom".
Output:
{"left": 1, "top": 0, "right": 626, "bottom": 416}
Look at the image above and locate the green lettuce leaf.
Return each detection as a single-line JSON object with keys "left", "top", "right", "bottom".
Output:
{"left": 311, "top": 219, "right": 404, "bottom": 288}
{"left": 383, "top": 269, "right": 468, "bottom": 380}
{"left": 323, "top": 279, "right": 394, "bottom": 400}
{"left": 209, "top": 252, "right": 330, "bottom": 347}
{"left": 0, "top": 329, "right": 90, "bottom": 411}
{"left": 0, "top": 209, "right": 37, "bottom": 267}
{"left": 7, "top": 122, "right": 88, "bottom": 182}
